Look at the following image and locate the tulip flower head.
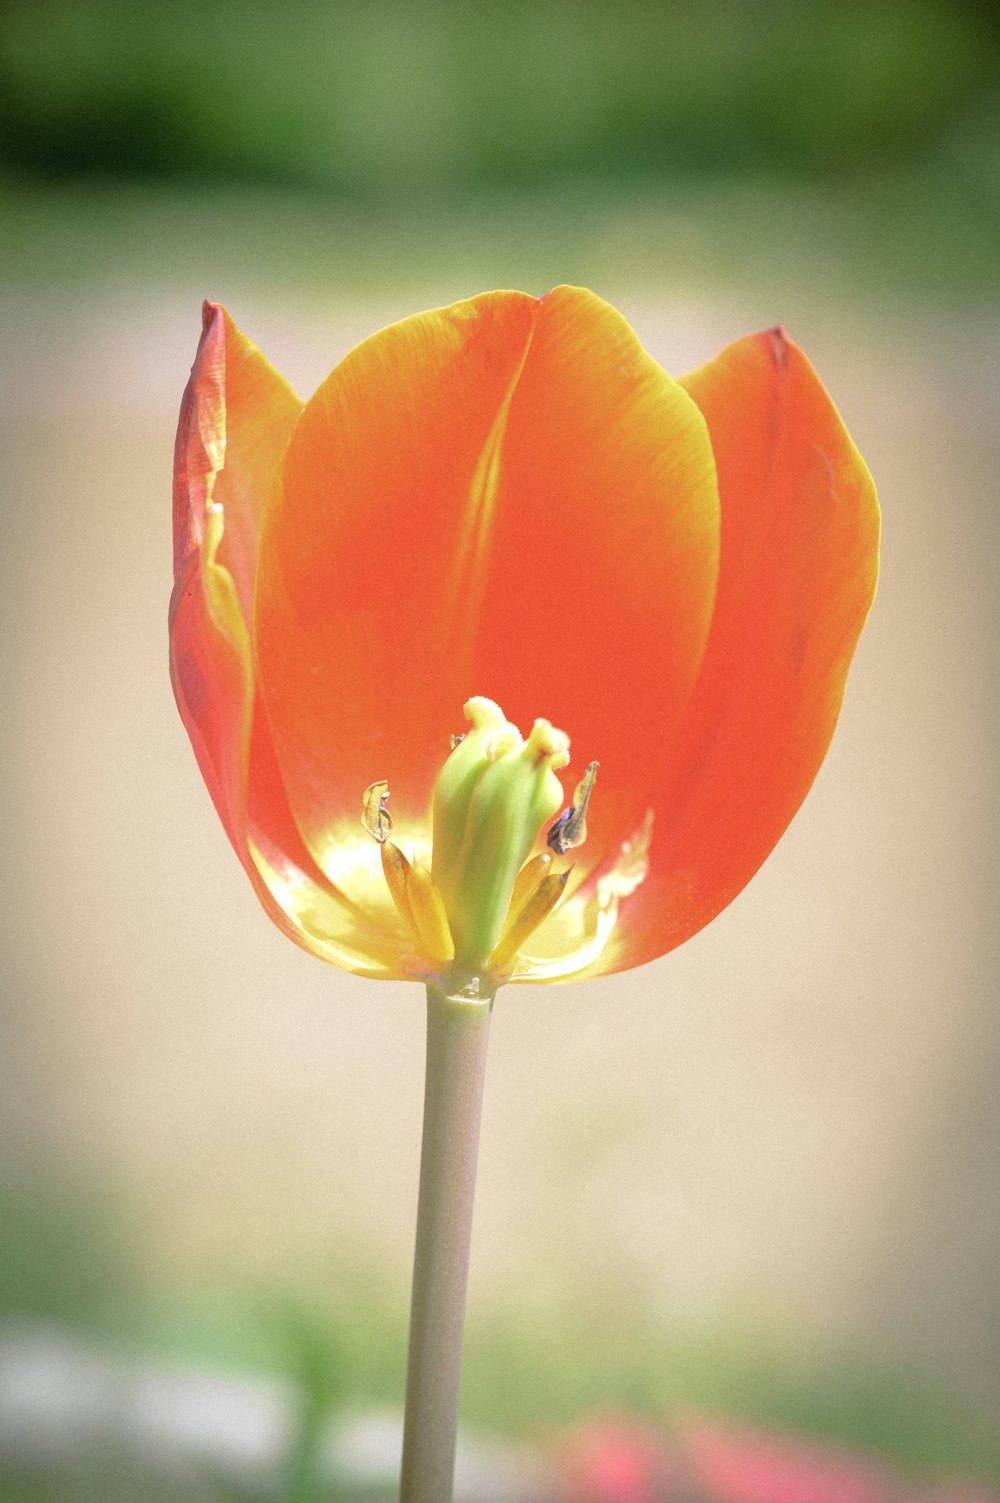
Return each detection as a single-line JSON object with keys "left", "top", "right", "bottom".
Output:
{"left": 170, "top": 288, "right": 879, "bottom": 995}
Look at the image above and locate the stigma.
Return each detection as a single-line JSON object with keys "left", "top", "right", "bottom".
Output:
{"left": 361, "top": 697, "right": 597, "bottom": 983}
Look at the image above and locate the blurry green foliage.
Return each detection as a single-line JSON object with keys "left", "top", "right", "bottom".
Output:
{"left": 0, "top": 0, "right": 997, "bottom": 197}
{"left": 463, "top": 1298, "right": 1000, "bottom": 1479}
{"left": 141, "top": 1279, "right": 1000, "bottom": 1480}
{"left": 0, "top": 1172, "right": 128, "bottom": 1331}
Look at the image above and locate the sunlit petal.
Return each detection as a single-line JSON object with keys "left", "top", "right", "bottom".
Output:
{"left": 169, "top": 302, "right": 400, "bottom": 968}
{"left": 255, "top": 286, "right": 720, "bottom": 878}
{"left": 603, "top": 326, "right": 879, "bottom": 971}
{"left": 170, "top": 299, "right": 300, "bottom": 865}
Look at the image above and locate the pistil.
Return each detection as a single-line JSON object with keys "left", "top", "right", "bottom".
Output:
{"left": 362, "top": 698, "right": 596, "bottom": 980}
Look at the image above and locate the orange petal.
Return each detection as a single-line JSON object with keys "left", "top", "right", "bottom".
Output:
{"left": 473, "top": 286, "right": 720, "bottom": 867}
{"left": 169, "top": 303, "right": 315, "bottom": 912}
{"left": 607, "top": 326, "right": 880, "bottom": 972}
{"left": 171, "top": 300, "right": 301, "bottom": 859}
{"left": 255, "top": 286, "right": 720, "bottom": 869}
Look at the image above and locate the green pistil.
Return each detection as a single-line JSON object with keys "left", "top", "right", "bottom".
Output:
{"left": 431, "top": 698, "right": 570, "bottom": 972}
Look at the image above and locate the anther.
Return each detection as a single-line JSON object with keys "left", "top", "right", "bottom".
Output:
{"left": 548, "top": 761, "right": 598, "bottom": 855}
{"left": 362, "top": 780, "right": 392, "bottom": 843}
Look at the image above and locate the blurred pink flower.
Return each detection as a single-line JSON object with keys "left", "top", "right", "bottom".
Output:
{"left": 559, "top": 1418, "right": 678, "bottom": 1503}
{"left": 557, "top": 1413, "right": 999, "bottom": 1503}
{"left": 680, "top": 1415, "right": 902, "bottom": 1503}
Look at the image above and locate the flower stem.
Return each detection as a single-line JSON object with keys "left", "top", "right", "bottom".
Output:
{"left": 400, "top": 980, "right": 494, "bottom": 1503}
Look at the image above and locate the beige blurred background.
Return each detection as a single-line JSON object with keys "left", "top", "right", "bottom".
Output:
{"left": 1, "top": 2, "right": 998, "bottom": 1492}
{"left": 4, "top": 273, "right": 997, "bottom": 1391}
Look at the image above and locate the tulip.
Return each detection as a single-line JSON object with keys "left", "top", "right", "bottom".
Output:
{"left": 170, "top": 287, "right": 879, "bottom": 1503}
{"left": 170, "top": 288, "right": 878, "bottom": 989}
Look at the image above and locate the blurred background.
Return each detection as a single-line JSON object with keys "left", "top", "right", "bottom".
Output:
{"left": 1, "top": 1, "right": 998, "bottom": 1499}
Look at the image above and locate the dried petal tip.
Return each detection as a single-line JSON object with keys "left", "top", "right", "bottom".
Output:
{"left": 362, "top": 780, "right": 392, "bottom": 843}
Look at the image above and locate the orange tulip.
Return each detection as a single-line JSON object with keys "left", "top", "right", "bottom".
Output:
{"left": 170, "top": 288, "right": 879, "bottom": 987}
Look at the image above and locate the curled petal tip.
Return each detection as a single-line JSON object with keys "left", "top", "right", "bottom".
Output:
{"left": 767, "top": 324, "right": 789, "bottom": 368}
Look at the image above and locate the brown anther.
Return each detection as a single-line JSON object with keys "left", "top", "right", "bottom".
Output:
{"left": 547, "top": 761, "right": 598, "bottom": 855}
{"left": 362, "top": 780, "right": 392, "bottom": 843}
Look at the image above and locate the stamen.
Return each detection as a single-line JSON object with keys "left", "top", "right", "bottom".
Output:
{"left": 548, "top": 761, "right": 598, "bottom": 855}
{"left": 362, "top": 780, "right": 392, "bottom": 843}
{"left": 380, "top": 841, "right": 418, "bottom": 939}
{"left": 507, "top": 852, "right": 553, "bottom": 918}
{"left": 407, "top": 862, "right": 456, "bottom": 965}
{"left": 491, "top": 867, "right": 571, "bottom": 968}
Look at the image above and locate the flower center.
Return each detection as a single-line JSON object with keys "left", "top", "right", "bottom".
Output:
{"left": 361, "top": 696, "right": 597, "bottom": 982}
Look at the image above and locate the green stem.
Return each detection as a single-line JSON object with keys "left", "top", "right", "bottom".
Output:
{"left": 400, "top": 980, "right": 495, "bottom": 1503}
